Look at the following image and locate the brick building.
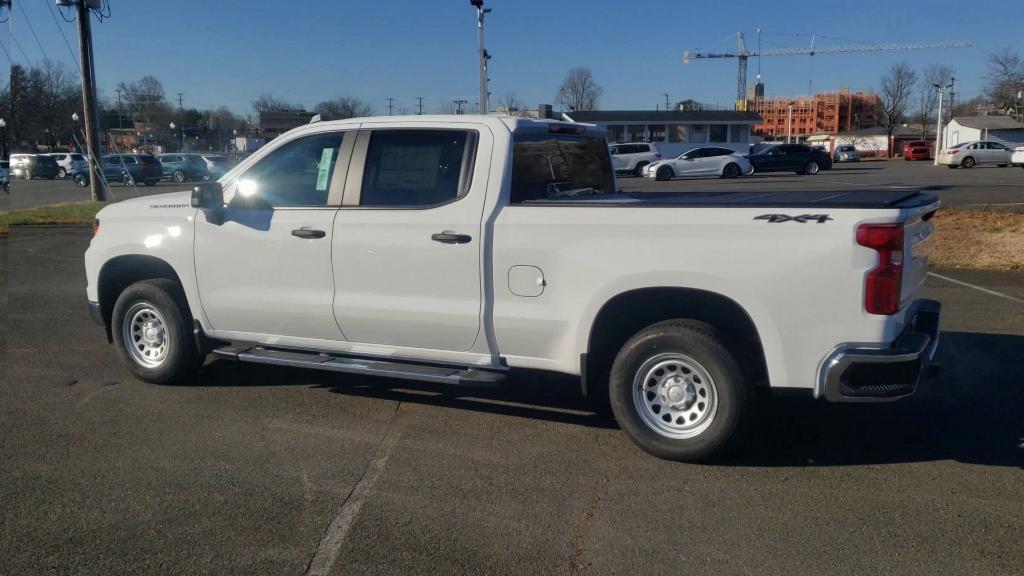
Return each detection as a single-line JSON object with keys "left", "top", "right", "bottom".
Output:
{"left": 750, "top": 90, "right": 880, "bottom": 141}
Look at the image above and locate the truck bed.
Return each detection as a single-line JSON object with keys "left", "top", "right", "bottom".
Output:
{"left": 527, "top": 189, "right": 938, "bottom": 209}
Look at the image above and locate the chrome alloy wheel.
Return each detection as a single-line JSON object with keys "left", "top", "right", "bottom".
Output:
{"left": 122, "top": 302, "right": 169, "bottom": 368}
{"left": 633, "top": 353, "right": 718, "bottom": 439}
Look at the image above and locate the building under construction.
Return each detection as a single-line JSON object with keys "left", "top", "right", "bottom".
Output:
{"left": 749, "top": 89, "right": 880, "bottom": 141}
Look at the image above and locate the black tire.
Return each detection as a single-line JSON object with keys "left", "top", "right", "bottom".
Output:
{"left": 172, "top": 170, "right": 186, "bottom": 183}
{"left": 609, "top": 319, "right": 752, "bottom": 462}
{"left": 111, "top": 279, "right": 200, "bottom": 384}
{"left": 122, "top": 173, "right": 134, "bottom": 186}
{"left": 960, "top": 156, "right": 976, "bottom": 168}
{"left": 634, "top": 162, "right": 649, "bottom": 177}
{"left": 721, "top": 162, "right": 741, "bottom": 179}
{"left": 57, "top": 168, "right": 67, "bottom": 178}
{"left": 24, "top": 170, "right": 32, "bottom": 180}
{"left": 655, "top": 165, "right": 674, "bottom": 181}
{"left": 801, "top": 161, "right": 820, "bottom": 175}
{"left": 74, "top": 173, "right": 89, "bottom": 188}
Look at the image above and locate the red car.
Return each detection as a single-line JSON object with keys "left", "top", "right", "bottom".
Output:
{"left": 904, "top": 140, "right": 933, "bottom": 161}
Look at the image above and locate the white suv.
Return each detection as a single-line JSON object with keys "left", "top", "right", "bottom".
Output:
{"left": 609, "top": 142, "right": 661, "bottom": 176}
{"left": 48, "top": 152, "right": 89, "bottom": 178}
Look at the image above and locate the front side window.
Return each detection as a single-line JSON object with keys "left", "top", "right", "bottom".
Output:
{"left": 360, "top": 130, "right": 474, "bottom": 207}
{"left": 232, "top": 131, "right": 346, "bottom": 208}
{"left": 510, "top": 135, "right": 615, "bottom": 203}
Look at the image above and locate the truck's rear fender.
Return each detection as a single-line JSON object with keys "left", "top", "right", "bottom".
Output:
{"left": 580, "top": 283, "right": 775, "bottom": 398}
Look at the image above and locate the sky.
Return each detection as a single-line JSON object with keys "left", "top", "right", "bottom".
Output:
{"left": 3, "top": 0, "right": 1022, "bottom": 115}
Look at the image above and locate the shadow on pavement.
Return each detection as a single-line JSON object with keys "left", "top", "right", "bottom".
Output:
{"left": 191, "top": 330, "right": 1021, "bottom": 468}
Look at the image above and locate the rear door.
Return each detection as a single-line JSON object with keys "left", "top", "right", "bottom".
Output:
{"left": 987, "top": 142, "right": 1011, "bottom": 164}
{"left": 332, "top": 125, "right": 490, "bottom": 351}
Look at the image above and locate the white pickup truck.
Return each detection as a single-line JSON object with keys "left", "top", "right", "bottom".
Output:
{"left": 85, "top": 115, "right": 941, "bottom": 461}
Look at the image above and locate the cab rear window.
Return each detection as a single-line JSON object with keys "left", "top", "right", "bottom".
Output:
{"left": 510, "top": 135, "right": 615, "bottom": 203}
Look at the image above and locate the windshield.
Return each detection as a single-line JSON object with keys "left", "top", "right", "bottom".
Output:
{"left": 510, "top": 135, "right": 615, "bottom": 203}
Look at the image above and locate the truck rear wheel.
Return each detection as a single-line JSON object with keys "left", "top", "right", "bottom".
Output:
{"left": 111, "top": 279, "right": 200, "bottom": 384}
{"left": 609, "top": 319, "right": 751, "bottom": 461}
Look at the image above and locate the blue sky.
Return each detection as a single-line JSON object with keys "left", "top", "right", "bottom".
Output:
{"left": 5, "top": 0, "right": 1021, "bottom": 115}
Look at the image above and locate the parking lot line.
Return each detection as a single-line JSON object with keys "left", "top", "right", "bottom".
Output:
{"left": 305, "top": 402, "right": 411, "bottom": 576}
{"left": 927, "top": 271, "right": 1024, "bottom": 305}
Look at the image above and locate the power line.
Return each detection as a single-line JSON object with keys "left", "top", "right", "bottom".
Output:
{"left": 16, "top": 0, "right": 50, "bottom": 62}
{"left": 10, "top": 32, "right": 35, "bottom": 67}
{"left": 42, "top": 0, "right": 80, "bottom": 66}
{"left": 0, "top": 38, "right": 11, "bottom": 64}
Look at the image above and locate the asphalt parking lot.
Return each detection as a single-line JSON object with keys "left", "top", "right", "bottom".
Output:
{"left": 1, "top": 227, "right": 1021, "bottom": 575}
{"left": 9, "top": 159, "right": 1024, "bottom": 211}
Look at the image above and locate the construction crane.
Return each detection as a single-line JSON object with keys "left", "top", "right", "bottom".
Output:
{"left": 683, "top": 32, "right": 971, "bottom": 110}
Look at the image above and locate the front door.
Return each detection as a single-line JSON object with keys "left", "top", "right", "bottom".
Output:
{"left": 332, "top": 125, "right": 490, "bottom": 352}
{"left": 194, "top": 130, "right": 352, "bottom": 341}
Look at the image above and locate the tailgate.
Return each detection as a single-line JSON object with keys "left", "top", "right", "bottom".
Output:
{"left": 901, "top": 199, "right": 939, "bottom": 307}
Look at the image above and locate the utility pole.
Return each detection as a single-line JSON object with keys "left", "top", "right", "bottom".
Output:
{"left": 387, "top": 97, "right": 394, "bottom": 116}
{"left": 664, "top": 93, "right": 671, "bottom": 111}
{"left": 933, "top": 79, "right": 954, "bottom": 165}
{"left": 70, "top": 0, "right": 107, "bottom": 201}
{"left": 417, "top": 97, "right": 423, "bottom": 115}
{"left": 454, "top": 99, "right": 467, "bottom": 115}
{"left": 471, "top": 0, "right": 491, "bottom": 114}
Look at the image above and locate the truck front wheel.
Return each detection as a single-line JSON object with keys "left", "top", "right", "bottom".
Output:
{"left": 111, "top": 279, "right": 199, "bottom": 384}
{"left": 608, "top": 320, "right": 751, "bottom": 461}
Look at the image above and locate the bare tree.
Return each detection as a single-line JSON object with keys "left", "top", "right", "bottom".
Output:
{"left": 914, "top": 64, "right": 954, "bottom": 138}
{"left": 557, "top": 67, "right": 603, "bottom": 112}
{"left": 985, "top": 47, "right": 1024, "bottom": 115}
{"left": 252, "top": 94, "right": 297, "bottom": 113}
{"left": 313, "top": 96, "right": 373, "bottom": 120}
{"left": 879, "top": 62, "right": 918, "bottom": 156}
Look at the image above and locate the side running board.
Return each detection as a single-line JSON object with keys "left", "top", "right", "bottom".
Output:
{"left": 211, "top": 345, "right": 506, "bottom": 387}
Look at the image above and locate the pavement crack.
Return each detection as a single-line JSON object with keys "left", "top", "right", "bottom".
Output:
{"left": 569, "top": 480, "right": 605, "bottom": 574}
{"left": 304, "top": 401, "right": 410, "bottom": 576}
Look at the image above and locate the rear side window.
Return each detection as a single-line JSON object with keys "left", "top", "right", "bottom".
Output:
{"left": 635, "top": 144, "right": 650, "bottom": 153}
{"left": 510, "top": 135, "right": 616, "bottom": 203}
{"left": 360, "top": 129, "right": 475, "bottom": 207}
{"left": 71, "top": 154, "right": 85, "bottom": 161}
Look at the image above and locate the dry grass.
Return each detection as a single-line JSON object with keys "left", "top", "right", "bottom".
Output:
{"left": 926, "top": 210, "right": 1024, "bottom": 271}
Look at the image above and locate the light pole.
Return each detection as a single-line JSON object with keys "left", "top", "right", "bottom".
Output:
{"left": 0, "top": 118, "right": 7, "bottom": 161}
{"left": 786, "top": 105, "right": 793, "bottom": 144}
{"left": 170, "top": 122, "right": 185, "bottom": 152}
{"left": 933, "top": 80, "right": 954, "bottom": 166}
{"left": 470, "top": 0, "right": 491, "bottom": 114}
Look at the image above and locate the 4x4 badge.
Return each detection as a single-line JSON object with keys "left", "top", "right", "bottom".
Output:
{"left": 754, "top": 214, "right": 833, "bottom": 223}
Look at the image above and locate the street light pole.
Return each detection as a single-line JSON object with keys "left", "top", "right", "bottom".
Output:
{"left": 0, "top": 118, "right": 7, "bottom": 161}
{"left": 471, "top": 0, "right": 491, "bottom": 114}
{"left": 933, "top": 81, "right": 953, "bottom": 166}
{"left": 786, "top": 105, "right": 793, "bottom": 144}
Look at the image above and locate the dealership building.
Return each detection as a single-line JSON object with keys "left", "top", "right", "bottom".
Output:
{"left": 563, "top": 110, "right": 763, "bottom": 157}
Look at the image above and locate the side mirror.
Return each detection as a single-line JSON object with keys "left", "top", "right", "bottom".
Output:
{"left": 191, "top": 181, "right": 224, "bottom": 209}
{"left": 192, "top": 182, "right": 224, "bottom": 225}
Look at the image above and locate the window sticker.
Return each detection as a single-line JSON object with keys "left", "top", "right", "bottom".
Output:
{"left": 316, "top": 147, "right": 335, "bottom": 191}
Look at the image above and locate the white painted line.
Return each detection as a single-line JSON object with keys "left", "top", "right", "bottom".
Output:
{"left": 927, "top": 272, "right": 1024, "bottom": 305}
{"left": 305, "top": 403, "right": 410, "bottom": 576}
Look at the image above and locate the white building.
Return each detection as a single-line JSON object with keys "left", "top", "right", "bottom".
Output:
{"left": 942, "top": 116, "right": 1024, "bottom": 149}
{"left": 564, "top": 110, "right": 763, "bottom": 157}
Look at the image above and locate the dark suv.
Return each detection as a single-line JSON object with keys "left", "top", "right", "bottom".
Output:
{"left": 10, "top": 154, "right": 60, "bottom": 180}
{"left": 158, "top": 153, "right": 210, "bottom": 183}
{"left": 747, "top": 143, "right": 833, "bottom": 175}
{"left": 102, "top": 154, "right": 163, "bottom": 186}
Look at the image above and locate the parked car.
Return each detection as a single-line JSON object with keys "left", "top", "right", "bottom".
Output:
{"left": 903, "top": 141, "right": 932, "bottom": 161}
{"left": 48, "top": 152, "right": 89, "bottom": 178}
{"left": 1010, "top": 146, "right": 1024, "bottom": 168}
{"left": 746, "top": 143, "right": 832, "bottom": 174}
{"left": 937, "top": 141, "right": 1013, "bottom": 168}
{"left": 834, "top": 145, "right": 861, "bottom": 162}
{"left": 158, "top": 153, "right": 209, "bottom": 183}
{"left": 201, "top": 154, "right": 233, "bottom": 179}
{"left": 10, "top": 153, "right": 60, "bottom": 180}
{"left": 609, "top": 142, "right": 661, "bottom": 176}
{"left": 102, "top": 154, "right": 162, "bottom": 185}
{"left": 642, "top": 146, "right": 751, "bottom": 180}
{"left": 85, "top": 115, "right": 941, "bottom": 462}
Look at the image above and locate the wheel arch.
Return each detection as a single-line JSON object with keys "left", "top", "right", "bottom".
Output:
{"left": 97, "top": 254, "right": 188, "bottom": 341}
{"left": 582, "top": 286, "right": 769, "bottom": 399}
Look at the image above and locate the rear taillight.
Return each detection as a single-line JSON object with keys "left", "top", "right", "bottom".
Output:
{"left": 857, "top": 224, "right": 904, "bottom": 315}
{"left": 946, "top": 149, "right": 960, "bottom": 154}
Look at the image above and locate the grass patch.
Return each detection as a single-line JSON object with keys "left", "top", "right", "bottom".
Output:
{"left": 926, "top": 210, "right": 1024, "bottom": 271}
{"left": 0, "top": 201, "right": 103, "bottom": 236}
